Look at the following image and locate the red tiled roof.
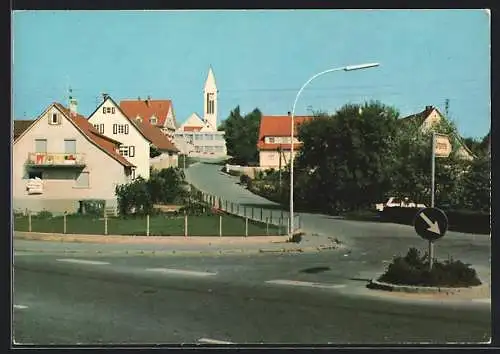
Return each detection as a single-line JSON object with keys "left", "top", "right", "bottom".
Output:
{"left": 257, "top": 115, "right": 313, "bottom": 151}
{"left": 119, "top": 99, "right": 172, "bottom": 127}
{"left": 183, "top": 126, "right": 203, "bottom": 132}
{"left": 131, "top": 119, "right": 179, "bottom": 153}
{"left": 54, "top": 103, "right": 135, "bottom": 167}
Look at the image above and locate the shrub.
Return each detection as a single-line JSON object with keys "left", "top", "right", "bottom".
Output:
{"left": 178, "top": 201, "right": 212, "bottom": 216}
{"left": 288, "top": 232, "right": 304, "bottom": 243}
{"left": 37, "top": 210, "right": 53, "bottom": 219}
{"left": 378, "top": 247, "right": 482, "bottom": 287}
{"left": 78, "top": 199, "right": 105, "bottom": 217}
{"left": 227, "top": 169, "right": 242, "bottom": 177}
{"left": 240, "top": 174, "right": 251, "bottom": 186}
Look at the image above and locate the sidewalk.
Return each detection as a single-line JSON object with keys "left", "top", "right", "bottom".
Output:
{"left": 13, "top": 231, "right": 343, "bottom": 256}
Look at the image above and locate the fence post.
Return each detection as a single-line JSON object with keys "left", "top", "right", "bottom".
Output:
{"left": 146, "top": 214, "right": 150, "bottom": 236}
{"left": 245, "top": 217, "right": 248, "bottom": 237}
{"left": 225, "top": 200, "right": 228, "bottom": 211}
{"left": 281, "top": 209, "right": 284, "bottom": 220}
{"left": 104, "top": 214, "right": 108, "bottom": 235}
{"left": 28, "top": 211, "right": 32, "bottom": 232}
{"left": 260, "top": 208, "right": 263, "bottom": 221}
{"left": 244, "top": 205, "right": 247, "bottom": 217}
{"left": 231, "top": 202, "right": 234, "bottom": 214}
{"left": 219, "top": 215, "right": 222, "bottom": 237}
{"left": 63, "top": 211, "right": 67, "bottom": 234}
{"left": 184, "top": 212, "right": 188, "bottom": 237}
{"left": 270, "top": 210, "right": 273, "bottom": 224}
{"left": 279, "top": 217, "right": 283, "bottom": 235}
{"left": 266, "top": 217, "right": 269, "bottom": 236}
{"left": 251, "top": 207, "right": 254, "bottom": 220}
{"left": 237, "top": 204, "right": 240, "bottom": 215}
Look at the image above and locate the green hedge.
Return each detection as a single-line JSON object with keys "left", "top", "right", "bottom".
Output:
{"left": 379, "top": 207, "right": 490, "bottom": 234}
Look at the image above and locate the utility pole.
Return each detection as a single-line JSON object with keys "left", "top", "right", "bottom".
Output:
{"left": 278, "top": 145, "right": 282, "bottom": 193}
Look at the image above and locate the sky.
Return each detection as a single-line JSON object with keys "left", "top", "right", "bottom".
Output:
{"left": 12, "top": 10, "right": 490, "bottom": 138}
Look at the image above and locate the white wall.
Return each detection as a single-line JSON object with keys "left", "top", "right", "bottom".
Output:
{"left": 13, "top": 105, "right": 130, "bottom": 213}
{"left": 88, "top": 98, "right": 150, "bottom": 179}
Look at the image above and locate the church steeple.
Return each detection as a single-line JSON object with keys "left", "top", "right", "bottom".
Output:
{"left": 203, "top": 66, "right": 218, "bottom": 131}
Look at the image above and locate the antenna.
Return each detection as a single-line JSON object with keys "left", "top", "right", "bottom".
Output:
{"left": 445, "top": 99, "right": 450, "bottom": 117}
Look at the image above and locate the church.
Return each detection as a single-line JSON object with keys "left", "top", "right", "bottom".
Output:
{"left": 173, "top": 67, "right": 227, "bottom": 158}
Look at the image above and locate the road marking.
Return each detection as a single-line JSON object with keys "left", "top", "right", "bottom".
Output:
{"left": 198, "top": 338, "right": 233, "bottom": 344}
{"left": 265, "top": 279, "right": 346, "bottom": 289}
{"left": 146, "top": 268, "right": 217, "bottom": 277}
{"left": 57, "top": 259, "right": 110, "bottom": 265}
{"left": 14, "top": 305, "right": 28, "bottom": 310}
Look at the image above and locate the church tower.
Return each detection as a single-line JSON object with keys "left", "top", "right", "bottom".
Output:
{"left": 203, "top": 66, "right": 218, "bottom": 131}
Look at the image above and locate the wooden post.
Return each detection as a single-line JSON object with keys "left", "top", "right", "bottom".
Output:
{"left": 219, "top": 215, "right": 222, "bottom": 237}
{"left": 28, "top": 211, "right": 32, "bottom": 232}
{"left": 104, "top": 214, "right": 108, "bottom": 235}
{"left": 260, "top": 208, "right": 263, "bottom": 221}
{"left": 245, "top": 217, "right": 248, "bottom": 237}
{"left": 146, "top": 214, "right": 150, "bottom": 236}
{"left": 237, "top": 204, "right": 240, "bottom": 215}
{"left": 63, "top": 212, "right": 67, "bottom": 234}
{"left": 244, "top": 205, "right": 247, "bottom": 217}
{"left": 266, "top": 217, "right": 269, "bottom": 236}
{"left": 270, "top": 210, "right": 273, "bottom": 224}
{"left": 225, "top": 200, "right": 228, "bottom": 211}
{"left": 231, "top": 202, "right": 234, "bottom": 214}
{"left": 184, "top": 212, "right": 188, "bottom": 237}
{"left": 251, "top": 207, "right": 254, "bottom": 220}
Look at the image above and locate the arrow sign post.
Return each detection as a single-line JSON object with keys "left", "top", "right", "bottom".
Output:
{"left": 414, "top": 207, "right": 448, "bottom": 271}
{"left": 431, "top": 133, "right": 452, "bottom": 208}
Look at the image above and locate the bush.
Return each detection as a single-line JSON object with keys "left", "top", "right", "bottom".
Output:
{"left": 227, "top": 169, "right": 242, "bottom": 177}
{"left": 37, "top": 210, "right": 53, "bottom": 219}
{"left": 378, "top": 247, "right": 482, "bottom": 287}
{"left": 78, "top": 199, "right": 105, "bottom": 217}
{"left": 240, "top": 174, "right": 251, "bottom": 186}
{"left": 178, "top": 201, "right": 212, "bottom": 216}
{"left": 288, "top": 232, "right": 303, "bottom": 243}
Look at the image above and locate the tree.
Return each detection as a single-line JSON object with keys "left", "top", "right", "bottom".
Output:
{"left": 220, "top": 106, "right": 262, "bottom": 165}
{"left": 455, "top": 155, "right": 491, "bottom": 212}
{"left": 295, "top": 101, "right": 400, "bottom": 213}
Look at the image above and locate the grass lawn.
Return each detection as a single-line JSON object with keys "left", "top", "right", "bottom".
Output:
{"left": 14, "top": 214, "right": 283, "bottom": 236}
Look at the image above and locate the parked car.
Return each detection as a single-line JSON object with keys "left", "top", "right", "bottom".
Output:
{"left": 375, "top": 197, "right": 426, "bottom": 212}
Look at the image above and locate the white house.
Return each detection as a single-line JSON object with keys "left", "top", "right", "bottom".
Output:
{"left": 173, "top": 67, "right": 227, "bottom": 157}
{"left": 13, "top": 101, "right": 135, "bottom": 214}
{"left": 88, "top": 94, "right": 152, "bottom": 179}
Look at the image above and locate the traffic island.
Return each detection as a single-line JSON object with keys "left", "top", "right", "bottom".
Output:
{"left": 366, "top": 247, "right": 486, "bottom": 297}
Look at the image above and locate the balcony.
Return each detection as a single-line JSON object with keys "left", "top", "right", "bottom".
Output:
{"left": 26, "top": 152, "right": 86, "bottom": 168}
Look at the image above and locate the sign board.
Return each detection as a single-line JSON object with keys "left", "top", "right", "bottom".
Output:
{"left": 414, "top": 207, "right": 448, "bottom": 242}
{"left": 434, "top": 134, "right": 452, "bottom": 158}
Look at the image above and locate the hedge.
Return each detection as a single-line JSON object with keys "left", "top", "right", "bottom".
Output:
{"left": 379, "top": 207, "right": 490, "bottom": 234}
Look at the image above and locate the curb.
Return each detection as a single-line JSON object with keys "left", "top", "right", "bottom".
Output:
{"left": 367, "top": 278, "right": 486, "bottom": 295}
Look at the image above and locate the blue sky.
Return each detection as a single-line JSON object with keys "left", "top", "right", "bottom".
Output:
{"left": 13, "top": 10, "right": 490, "bottom": 138}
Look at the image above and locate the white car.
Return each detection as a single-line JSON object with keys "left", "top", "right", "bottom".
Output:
{"left": 375, "top": 197, "right": 426, "bottom": 212}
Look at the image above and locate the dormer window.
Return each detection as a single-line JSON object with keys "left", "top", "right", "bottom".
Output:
{"left": 136, "top": 116, "right": 142, "bottom": 122}
{"left": 150, "top": 117, "right": 157, "bottom": 124}
{"left": 49, "top": 113, "right": 60, "bottom": 125}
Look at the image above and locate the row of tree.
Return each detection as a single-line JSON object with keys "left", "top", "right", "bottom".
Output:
{"left": 232, "top": 101, "right": 490, "bottom": 214}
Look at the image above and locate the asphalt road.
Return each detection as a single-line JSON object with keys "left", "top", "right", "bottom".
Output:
{"left": 13, "top": 251, "right": 491, "bottom": 345}
{"left": 185, "top": 162, "right": 491, "bottom": 279}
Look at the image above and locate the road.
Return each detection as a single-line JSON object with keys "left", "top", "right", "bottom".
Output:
{"left": 13, "top": 251, "right": 491, "bottom": 345}
{"left": 185, "top": 162, "right": 491, "bottom": 281}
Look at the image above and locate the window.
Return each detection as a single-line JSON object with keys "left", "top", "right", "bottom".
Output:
{"left": 64, "top": 139, "right": 76, "bottom": 154}
{"left": 150, "top": 117, "right": 157, "bottom": 124}
{"left": 49, "top": 113, "right": 60, "bottom": 125}
{"left": 136, "top": 116, "right": 142, "bottom": 122}
{"left": 129, "top": 146, "right": 135, "bottom": 157}
{"left": 119, "top": 146, "right": 129, "bottom": 156}
{"left": 268, "top": 137, "right": 275, "bottom": 144}
{"left": 35, "top": 139, "right": 47, "bottom": 153}
{"left": 93, "top": 124, "right": 105, "bottom": 134}
{"left": 75, "top": 172, "right": 90, "bottom": 188}
{"left": 131, "top": 169, "right": 136, "bottom": 180}
{"left": 118, "top": 125, "right": 125, "bottom": 134}
{"left": 103, "top": 107, "right": 116, "bottom": 114}
{"left": 113, "top": 124, "right": 129, "bottom": 135}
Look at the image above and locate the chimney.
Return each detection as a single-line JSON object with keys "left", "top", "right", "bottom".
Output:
{"left": 287, "top": 111, "right": 291, "bottom": 116}
{"left": 69, "top": 99, "right": 78, "bottom": 116}
{"left": 425, "top": 105, "right": 433, "bottom": 111}
{"left": 145, "top": 95, "right": 151, "bottom": 106}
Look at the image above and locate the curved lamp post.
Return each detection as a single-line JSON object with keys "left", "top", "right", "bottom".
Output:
{"left": 289, "top": 62, "right": 380, "bottom": 236}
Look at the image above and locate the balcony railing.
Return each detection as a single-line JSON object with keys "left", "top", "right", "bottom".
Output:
{"left": 27, "top": 152, "right": 86, "bottom": 167}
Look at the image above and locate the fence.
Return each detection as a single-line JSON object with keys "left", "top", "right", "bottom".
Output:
{"left": 189, "top": 186, "right": 301, "bottom": 234}
{"left": 13, "top": 209, "right": 286, "bottom": 237}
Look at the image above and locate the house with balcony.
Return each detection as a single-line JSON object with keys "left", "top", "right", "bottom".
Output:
{"left": 88, "top": 94, "right": 166, "bottom": 179}
{"left": 257, "top": 113, "right": 313, "bottom": 169}
{"left": 13, "top": 102, "right": 135, "bottom": 214}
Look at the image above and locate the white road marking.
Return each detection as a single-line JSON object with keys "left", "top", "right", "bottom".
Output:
{"left": 56, "top": 259, "right": 110, "bottom": 265}
{"left": 14, "top": 305, "right": 28, "bottom": 310}
{"left": 146, "top": 268, "right": 217, "bottom": 277}
{"left": 198, "top": 338, "right": 233, "bottom": 344}
{"left": 265, "top": 279, "right": 346, "bottom": 289}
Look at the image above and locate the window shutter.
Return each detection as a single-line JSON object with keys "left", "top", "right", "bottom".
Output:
{"left": 111, "top": 107, "right": 116, "bottom": 114}
{"left": 125, "top": 125, "right": 129, "bottom": 134}
{"left": 103, "top": 107, "right": 107, "bottom": 114}
{"left": 100, "top": 124, "right": 105, "bottom": 134}
{"left": 113, "top": 124, "right": 117, "bottom": 134}
{"left": 129, "top": 146, "right": 135, "bottom": 157}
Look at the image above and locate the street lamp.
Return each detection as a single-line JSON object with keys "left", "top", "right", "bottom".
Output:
{"left": 288, "top": 62, "right": 380, "bottom": 236}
